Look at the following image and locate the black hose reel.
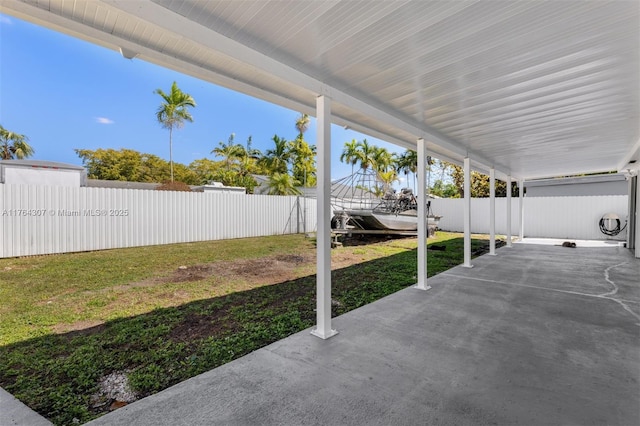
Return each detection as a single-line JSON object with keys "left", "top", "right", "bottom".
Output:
{"left": 599, "top": 213, "right": 627, "bottom": 236}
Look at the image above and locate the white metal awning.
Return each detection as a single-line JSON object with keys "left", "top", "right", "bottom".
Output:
{"left": 3, "top": 0, "right": 639, "bottom": 180}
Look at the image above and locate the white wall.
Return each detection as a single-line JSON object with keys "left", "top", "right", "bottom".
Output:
{"left": 3, "top": 166, "right": 83, "bottom": 187}
{"left": 431, "top": 195, "right": 628, "bottom": 241}
{"left": 0, "top": 184, "right": 317, "bottom": 258}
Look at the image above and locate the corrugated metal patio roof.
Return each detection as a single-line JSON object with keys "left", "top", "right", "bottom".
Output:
{"left": 3, "top": 0, "right": 638, "bottom": 180}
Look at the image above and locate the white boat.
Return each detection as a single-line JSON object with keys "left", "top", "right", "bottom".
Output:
{"left": 331, "top": 169, "right": 442, "bottom": 233}
{"left": 334, "top": 206, "right": 441, "bottom": 232}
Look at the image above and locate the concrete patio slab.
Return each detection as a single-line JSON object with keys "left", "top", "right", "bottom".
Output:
{"left": 0, "top": 386, "right": 52, "bottom": 426}
{"left": 87, "top": 244, "right": 640, "bottom": 426}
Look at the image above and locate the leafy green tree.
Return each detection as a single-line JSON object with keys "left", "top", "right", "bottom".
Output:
{"left": 430, "top": 179, "right": 459, "bottom": 198}
{"left": 0, "top": 125, "right": 34, "bottom": 159}
{"left": 75, "top": 148, "right": 199, "bottom": 184}
{"left": 287, "top": 113, "right": 316, "bottom": 187}
{"left": 449, "top": 162, "right": 517, "bottom": 198}
{"left": 266, "top": 172, "right": 301, "bottom": 195}
{"left": 154, "top": 81, "right": 196, "bottom": 182}
{"left": 289, "top": 137, "right": 316, "bottom": 187}
{"left": 188, "top": 158, "right": 226, "bottom": 183}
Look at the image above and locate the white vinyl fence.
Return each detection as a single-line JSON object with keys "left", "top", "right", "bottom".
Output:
{"left": 1, "top": 184, "right": 628, "bottom": 258}
{"left": 431, "top": 195, "right": 629, "bottom": 241}
{"left": 0, "top": 184, "right": 317, "bottom": 258}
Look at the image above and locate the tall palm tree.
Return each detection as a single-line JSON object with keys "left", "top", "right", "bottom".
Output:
{"left": 266, "top": 172, "right": 301, "bottom": 195}
{"left": 354, "top": 139, "right": 376, "bottom": 171}
{"left": 340, "top": 139, "right": 359, "bottom": 177}
{"left": 396, "top": 150, "right": 418, "bottom": 190}
{"left": 154, "top": 81, "right": 196, "bottom": 182}
{"left": 371, "top": 146, "right": 393, "bottom": 173}
{"left": 261, "top": 135, "right": 290, "bottom": 174}
{"left": 0, "top": 125, "right": 34, "bottom": 159}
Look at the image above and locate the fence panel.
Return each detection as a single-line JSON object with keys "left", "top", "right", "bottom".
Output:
{"left": 522, "top": 195, "right": 628, "bottom": 240}
{"left": 0, "top": 185, "right": 318, "bottom": 258}
{"left": 430, "top": 195, "right": 628, "bottom": 240}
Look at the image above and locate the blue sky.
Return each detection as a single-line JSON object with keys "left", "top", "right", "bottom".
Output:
{"left": 0, "top": 14, "right": 409, "bottom": 183}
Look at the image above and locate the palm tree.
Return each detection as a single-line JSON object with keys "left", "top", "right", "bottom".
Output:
{"left": 354, "top": 139, "right": 376, "bottom": 171}
{"left": 266, "top": 172, "right": 301, "bottom": 195}
{"left": 154, "top": 81, "right": 196, "bottom": 182}
{"left": 340, "top": 139, "right": 359, "bottom": 177}
{"left": 237, "top": 136, "right": 262, "bottom": 177}
{"left": 295, "top": 113, "right": 310, "bottom": 138}
{"left": 396, "top": 150, "right": 418, "bottom": 190}
{"left": 212, "top": 133, "right": 243, "bottom": 171}
{"left": 261, "top": 135, "right": 290, "bottom": 174}
{"left": 378, "top": 169, "right": 399, "bottom": 192}
{"left": 371, "top": 146, "right": 393, "bottom": 173}
{"left": 0, "top": 125, "right": 34, "bottom": 160}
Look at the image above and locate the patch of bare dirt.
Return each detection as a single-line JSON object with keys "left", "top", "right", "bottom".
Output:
{"left": 163, "top": 265, "right": 213, "bottom": 283}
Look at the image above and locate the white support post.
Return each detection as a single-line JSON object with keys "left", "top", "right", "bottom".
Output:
{"left": 463, "top": 157, "right": 473, "bottom": 268}
{"left": 489, "top": 167, "right": 496, "bottom": 255}
{"left": 506, "top": 177, "right": 512, "bottom": 247}
{"left": 415, "top": 138, "right": 430, "bottom": 290}
{"left": 636, "top": 174, "right": 640, "bottom": 258}
{"left": 519, "top": 179, "right": 525, "bottom": 241}
{"left": 311, "top": 95, "right": 338, "bottom": 340}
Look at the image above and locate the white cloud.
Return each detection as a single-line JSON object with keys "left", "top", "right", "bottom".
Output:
{"left": 0, "top": 15, "right": 13, "bottom": 25}
{"left": 95, "top": 117, "right": 114, "bottom": 124}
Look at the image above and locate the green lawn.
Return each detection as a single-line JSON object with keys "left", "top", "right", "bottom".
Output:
{"left": 0, "top": 232, "right": 501, "bottom": 425}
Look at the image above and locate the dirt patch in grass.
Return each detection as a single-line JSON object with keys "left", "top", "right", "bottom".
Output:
{"left": 164, "top": 265, "right": 213, "bottom": 283}
{"left": 154, "top": 254, "right": 316, "bottom": 285}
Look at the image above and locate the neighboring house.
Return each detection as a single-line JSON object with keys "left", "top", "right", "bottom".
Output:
{"left": 524, "top": 173, "right": 628, "bottom": 197}
{"left": 0, "top": 160, "right": 87, "bottom": 187}
{"left": 0, "top": 160, "right": 245, "bottom": 193}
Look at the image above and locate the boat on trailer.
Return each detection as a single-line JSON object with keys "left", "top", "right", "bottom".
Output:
{"left": 330, "top": 169, "right": 441, "bottom": 234}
